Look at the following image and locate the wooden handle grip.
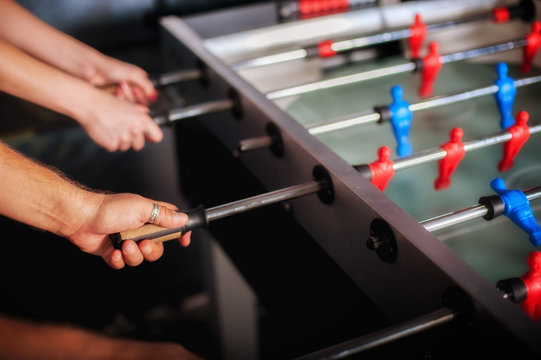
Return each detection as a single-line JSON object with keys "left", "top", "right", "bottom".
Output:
{"left": 118, "top": 224, "right": 182, "bottom": 244}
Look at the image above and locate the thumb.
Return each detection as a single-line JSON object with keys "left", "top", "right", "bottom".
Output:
{"left": 144, "top": 118, "right": 164, "bottom": 143}
{"left": 152, "top": 204, "right": 189, "bottom": 229}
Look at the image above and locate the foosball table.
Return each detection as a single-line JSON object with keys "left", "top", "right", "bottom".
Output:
{"left": 123, "top": 0, "right": 541, "bottom": 357}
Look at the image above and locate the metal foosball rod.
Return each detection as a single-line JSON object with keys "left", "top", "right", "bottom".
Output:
{"left": 366, "top": 122, "right": 541, "bottom": 173}
{"left": 234, "top": 0, "right": 534, "bottom": 71}
{"left": 294, "top": 307, "right": 457, "bottom": 360}
{"left": 307, "top": 73, "right": 541, "bottom": 135}
{"left": 151, "top": 68, "right": 202, "bottom": 87}
{"left": 265, "top": 32, "right": 534, "bottom": 100}
{"left": 420, "top": 184, "right": 541, "bottom": 235}
{"left": 356, "top": 111, "right": 541, "bottom": 191}
{"left": 236, "top": 70, "right": 541, "bottom": 153}
{"left": 110, "top": 167, "right": 332, "bottom": 248}
{"left": 278, "top": 0, "right": 377, "bottom": 20}
{"left": 151, "top": 98, "right": 234, "bottom": 126}
{"left": 235, "top": 134, "right": 276, "bottom": 154}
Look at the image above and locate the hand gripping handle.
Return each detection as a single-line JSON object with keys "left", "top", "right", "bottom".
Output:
{"left": 110, "top": 205, "right": 207, "bottom": 249}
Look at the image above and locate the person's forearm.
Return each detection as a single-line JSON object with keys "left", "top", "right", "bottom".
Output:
{"left": 0, "top": 141, "right": 102, "bottom": 238}
{"left": 0, "top": 0, "right": 105, "bottom": 81}
{"left": 0, "top": 39, "right": 104, "bottom": 124}
{"left": 0, "top": 315, "right": 202, "bottom": 360}
{"left": 0, "top": 315, "right": 116, "bottom": 360}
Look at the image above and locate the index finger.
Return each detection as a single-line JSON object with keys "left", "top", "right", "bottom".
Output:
{"left": 127, "top": 69, "right": 157, "bottom": 101}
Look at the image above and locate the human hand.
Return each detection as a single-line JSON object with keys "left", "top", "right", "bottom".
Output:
{"left": 67, "top": 193, "right": 192, "bottom": 269}
{"left": 85, "top": 55, "right": 157, "bottom": 106}
{"left": 113, "top": 80, "right": 158, "bottom": 106}
{"left": 77, "top": 89, "right": 162, "bottom": 152}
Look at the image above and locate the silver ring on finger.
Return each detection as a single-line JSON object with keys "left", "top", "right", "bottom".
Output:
{"left": 149, "top": 203, "right": 160, "bottom": 223}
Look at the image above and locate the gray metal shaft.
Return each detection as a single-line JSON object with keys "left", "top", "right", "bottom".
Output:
{"left": 232, "top": 49, "right": 308, "bottom": 71}
{"left": 237, "top": 74, "right": 541, "bottom": 152}
{"left": 240, "top": 82, "right": 504, "bottom": 147}
{"left": 124, "top": 180, "right": 325, "bottom": 243}
{"left": 206, "top": 180, "right": 325, "bottom": 222}
{"left": 306, "top": 83, "right": 500, "bottom": 134}
{"left": 307, "top": 111, "right": 381, "bottom": 135}
{"left": 421, "top": 187, "right": 541, "bottom": 232}
{"left": 307, "top": 85, "right": 496, "bottom": 135}
{"left": 266, "top": 62, "right": 416, "bottom": 100}
{"left": 392, "top": 123, "right": 541, "bottom": 171}
{"left": 294, "top": 308, "right": 455, "bottom": 360}
{"left": 153, "top": 99, "right": 233, "bottom": 125}
{"left": 266, "top": 38, "right": 526, "bottom": 101}
{"left": 310, "top": 74, "right": 541, "bottom": 135}
{"left": 331, "top": 29, "right": 412, "bottom": 53}
{"left": 152, "top": 69, "right": 202, "bottom": 87}
{"left": 440, "top": 39, "right": 527, "bottom": 64}
{"left": 326, "top": 13, "right": 494, "bottom": 54}
{"left": 236, "top": 135, "right": 276, "bottom": 153}
{"left": 424, "top": 13, "right": 493, "bottom": 32}
{"left": 409, "top": 85, "right": 498, "bottom": 112}
{"left": 233, "top": 11, "right": 494, "bottom": 71}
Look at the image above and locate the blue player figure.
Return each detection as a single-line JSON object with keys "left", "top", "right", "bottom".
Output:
{"left": 389, "top": 85, "right": 413, "bottom": 157}
{"left": 491, "top": 177, "right": 541, "bottom": 246}
{"left": 494, "top": 62, "right": 517, "bottom": 130}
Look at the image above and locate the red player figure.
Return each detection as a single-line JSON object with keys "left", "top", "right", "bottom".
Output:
{"left": 499, "top": 110, "right": 530, "bottom": 172}
{"left": 318, "top": 40, "right": 337, "bottom": 58}
{"left": 409, "top": 14, "right": 427, "bottom": 59}
{"left": 520, "top": 251, "right": 541, "bottom": 321}
{"left": 520, "top": 21, "right": 541, "bottom": 74}
{"left": 299, "top": 0, "right": 349, "bottom": 17}
{"left": 419, "top": 42, "right": 442, "bottom": 97}
{"left": 435, "top": 127, "right": 465, "bottom": 191}
{"left": 492, "top": 6, "right": 510, "bottom": 23}
{"left": 368, "top": 146, "right": 395, "bottom": 191}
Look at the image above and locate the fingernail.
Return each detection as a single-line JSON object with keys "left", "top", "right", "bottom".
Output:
{"left": 174, "top": 212, "right": 188, "bottom": 224}
{"left": 124, "top": 242, "right": 137, "bottom": 254}
{"left": 141, "top": 244, "right": 152, "bottom": 255}
{"left": 149, "top": 91, "right": 158, "bottom": 101}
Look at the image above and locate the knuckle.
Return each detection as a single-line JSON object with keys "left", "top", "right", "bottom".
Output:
{"left": 120, "top": 133, "right": 131, "bottom": 144}
{"left": 157, "top": 206, "right": 173, "bottom": 225}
